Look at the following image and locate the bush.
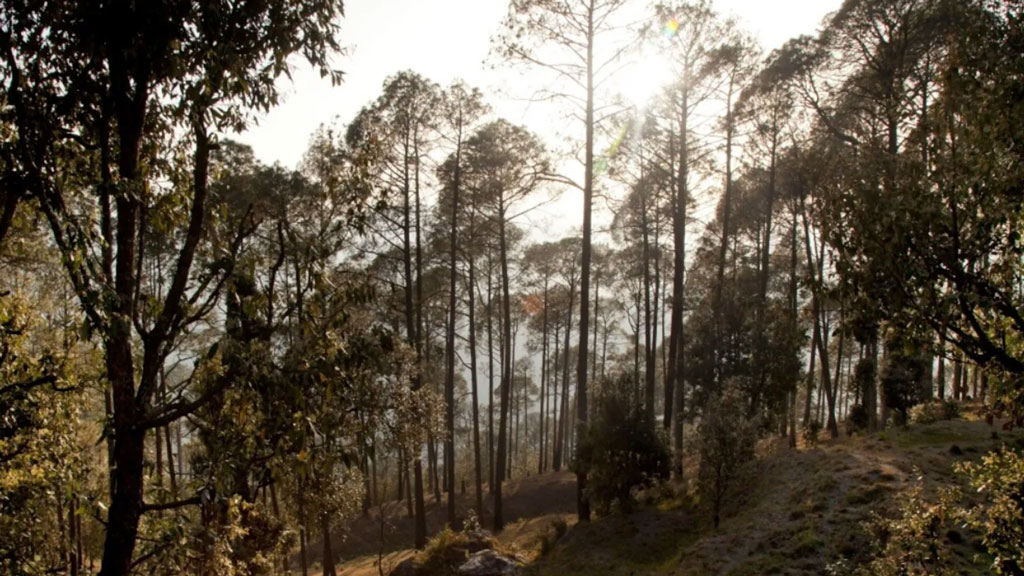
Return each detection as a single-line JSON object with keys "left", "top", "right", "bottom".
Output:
{"left": 699, "top": 382, "right": 758, "bottom": 529}
{"left": 803, "top": 420, "right": 823, "bottom": 445}
{"left": 859, "top": 479, "right": 959, "bottom": 576}
{"left": 847, "top": 404, "right": 870, "bottom": 432}
{"left": 880, "top": 336, "right": 932, "bottom": 426}
{"left": 538, "top": 517, "right": 568, "bottom": 556}
{"left": 956, "top": 447, "right": 1024, "bottom": 575}
{"left": 419, "top": 524, "right": 497, "bottom": 575}
{"left": 860, "top": 448, "right": 1024, "bottom": 576}
{"left": 910, "top": 400, "right": 961, "bottom": 424}
{"left": 579, "top": 373, "right": 670, "bottom": 514}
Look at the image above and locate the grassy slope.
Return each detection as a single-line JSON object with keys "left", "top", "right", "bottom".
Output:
{"left": 333, "top": 414, "right": 1024, "bottom": 576}
{"left": 330, "top": 471, "right": 578, "bottom": 575}
{"left": 532, "top": 415, "right": 1024, "bottom": 576}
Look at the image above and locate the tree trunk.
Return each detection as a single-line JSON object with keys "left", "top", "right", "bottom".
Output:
{"left": 539, "top": 280, "right": 549, "bottom": 474}
{"left": 713, "top": 75, "right": 737, "bottom": 391}
{"left": 300, "top": 491, "right": 309, "bottom": 576}
{"left": 551, "top": 323, "right": 562, "bottom": 471}
{"left": 953, "top": 352, "right": 962, "bottom": 400}
{"left": 494, "top": 207, "right": 513, "bottom": 532}
{"left": 936, "top": 340, "right": 946, "bottom": 400}
{"left": 804, "top": 309, "right": 819, "bottom": 428}
{"left": 321, "top": 515, "right": 337, "bottom": 576}
{"left": 575, "top": 2, "right": 595, "bottom": 525}
{"left": 802, "top": 207, "right": 838, "bottom": 438}
{"left": 638, "top": 151, "right": 655, "bottom": 420}
{"left": 467, "top": 249, "right": 484, "bottom": 515}
{"left": 667, "top": 84, "right": 690, "bottom": 480}
{"left": 487, "top": 250, "right": 495, "bottom": 491}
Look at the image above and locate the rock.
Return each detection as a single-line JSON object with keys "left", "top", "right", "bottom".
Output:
{"left": 461, "top": 529, "right": 496, "bottom": 554}
{"left": 456, "top": 550, "right": 520, "bottom": 576}
{"left": 389, "top": 558, "right": 421, "bottom": 576}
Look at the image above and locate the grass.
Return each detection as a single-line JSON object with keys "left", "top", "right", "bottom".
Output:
{"left": 330, "top": 415, "right": 1024, "bottom": 576}
{"left": 524, "top": 506, "right": 698, "bottom": 576}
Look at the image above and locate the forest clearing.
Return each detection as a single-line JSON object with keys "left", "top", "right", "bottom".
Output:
{"left": 2, "top": 0, "right": 1023, "bottom": 575}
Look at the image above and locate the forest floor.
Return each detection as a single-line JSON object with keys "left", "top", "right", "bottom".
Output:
{"left": 320, "top": 408, "right": 1024, "bottom": 576}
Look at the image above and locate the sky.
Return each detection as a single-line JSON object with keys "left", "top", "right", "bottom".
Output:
{"left": 234, "top": 0, "right": 843, "bottom": 171}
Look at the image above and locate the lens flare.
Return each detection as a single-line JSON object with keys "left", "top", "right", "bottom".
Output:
{"left": 663, "top": 18, "right": 679, "bottom": 39}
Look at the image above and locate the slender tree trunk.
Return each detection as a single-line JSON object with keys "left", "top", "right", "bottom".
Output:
{"left": 788, "top": 206, "right": 799, "bottom": 447}
{"left": 936, "top": 340, "right": 946, "bottom": 400}
{"left": 68, "top": 492, "right": 79, "bottom": 576}
{"left": 713, "top": 76, "right": 737, "bottom": 391}
{"left": 444, "top": 138, "right": 461, "bottom": 524}
{"left": 560, "top": 284, "right": 574, "bottom": 469}
{"left": 591, "top": 268, "right": 600, "bottom": 385}
{"left": 953, "top": 352, "right": 962, "bottom": 401}
{"left": 321, "top": 515, "right": 337, "bottom": 576}
{"left": 552, "top": 323, "right": 562, "bottom": 471}
{"left": 154, "top": 426, "right": 163, "bottom": 487}
{"left": 575, "top": 2, "right": 596, "bottom": 525}
{"left": 300, "top": 490, "right": 309, "bottom": 576}
{"left": 270, "top": 481, "right": 289, "bottom": 573}
{"left": 494, "top": 205, "right": 514, "bottom": 531}
{"left": 539, "top": 280, "right": 549, "bottom": 474}
{"left": 508, "top": 320, "right": 518, "bottom": 481}
{"left": 754, "top": 117, "right": 778, "bottom": 417}
{"left": 802, "top": 207, "right": 838, "bottom": 438}
{"left": 804, "top": 316, "right": 819, "bottom": 428}
{"left": 467, "top": 250, "right": 484, "bottom": 516}
{"left": 642, "top": 159, "right": 656, "bottom": 420}
{"left": 667, "top": 87, "right": 690, "bottom": 480}
{"left": 634, "top": 289, "right": 642, "bottom": 406}
{"left": 487, "top": 250, "right": 495, "bottom": 491}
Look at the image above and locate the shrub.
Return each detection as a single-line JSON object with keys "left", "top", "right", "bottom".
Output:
{"left": 579, "top": 373, "right": 670, "bottom": 515}
{"left": 910, "top": 400, "right": 961, "bottom": 424}
{"left": 880, "top": 337, "right": 932, "bottom": 426}
{"left": 847, "top": 404, "right": 871, "bottom": 433}
{"left": 861, "top": 449, "right": 1024, "bottom": 576}
{"left": 698, "top": 382, "right": 758, "bottom": 529}
{"left": 955, "top": 447, "right": 1024, "bottom": 575}
{"left": 419, "top": 524, "right": 497, "bottom": 575}
{"left": 803, "top": 419, "right": 823, "bottom": 445}
{"left": 859, "top": 478, "right": 959, "bottom": 576}
{"left": 538, "top": 517, "right": 568, "bottom": 556}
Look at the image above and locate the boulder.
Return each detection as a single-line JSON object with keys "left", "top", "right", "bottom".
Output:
{"left": 456, "top": 550, "right": 520, "bottom": 576}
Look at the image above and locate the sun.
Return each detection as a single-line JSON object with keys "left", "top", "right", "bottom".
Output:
{"left": 617, "top": 51, "right": 673, "bottom": 108}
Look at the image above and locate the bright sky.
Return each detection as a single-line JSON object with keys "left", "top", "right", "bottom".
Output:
{"left": 234, "top": 0, "right": 842, "bottom": 170}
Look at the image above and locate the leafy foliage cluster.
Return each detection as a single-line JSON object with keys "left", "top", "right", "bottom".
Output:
{"left": 580, "top": 374, "right": 670, "bottom": 514}
{"left": 863, "top": 448, "right": 1024, "bottom": 576}
{"left": 698, "top": 382, "right": 758, "bottom": 529}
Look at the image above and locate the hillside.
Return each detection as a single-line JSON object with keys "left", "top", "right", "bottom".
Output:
{"left": 331, "top": 413, "right": 1024, "bottom": 576}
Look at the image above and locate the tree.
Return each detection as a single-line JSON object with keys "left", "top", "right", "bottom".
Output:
{"left": 880, "top": 330, "right": 933, "bottom": 425}
{"left": 698, "top": 382, "right": 757, "bottom": 529}
{"left": 436, "top": 81, "right": 489, "bottom": 526}
{"left": 646, "top": 0, "right": 732, "bottom": 477}
{"left": 494, "top": 0, "right": 632, "bottom": 523}
{"left": 821, "top": 0, "right": 1024, "bottom": 406}
{"left": 461, "top": 120, "right": 549, "bottom": 531}
{"left": 581, "top": 372, "right": 669, "bottom": 514}
{"left": 349, "top": 70, "right": 441, "bottom": 548}
{"left": 523, "top": 240, "right": 566, "bottom": 474}
{"left": 737, "top": 48, "right": 800, "bottom": 425}
{"left": 0, "top": 2, "right": 345, "bottom": 573}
